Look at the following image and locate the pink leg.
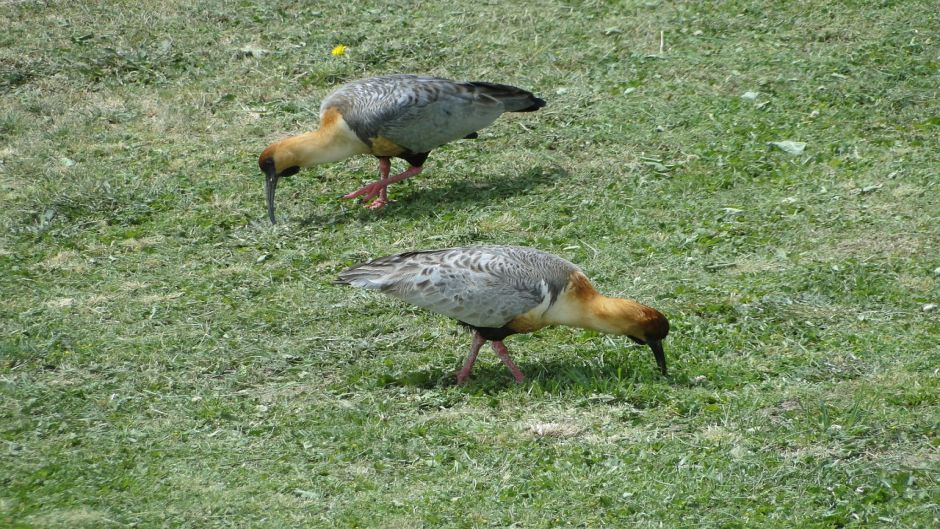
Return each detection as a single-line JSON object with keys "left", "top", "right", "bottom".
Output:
{"left": 377, "top": 157, "right": 391, "bottom": 180}
{"left": 368, "top": 158, "right": 391, "bottom": 209}
{"left": 491, "top": 341, "right": 525, "bottom": 383}
{"left": 343, "top": 165, "right": 424, "bottom": 208}
{"left": 456, "top": 332, "right": 487, "bottom": 385}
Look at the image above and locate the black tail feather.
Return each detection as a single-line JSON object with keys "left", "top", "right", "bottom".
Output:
{"left": 516, "top": 97, "right": 546, "bottom": 112}
{"left": 469, "top": 81, "right": 546, "bottom": 113}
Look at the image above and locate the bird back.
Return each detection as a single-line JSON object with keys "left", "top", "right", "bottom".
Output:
{"left": 336, "top": 246, "right": 576, "bottom": 328}
{"left": 321, "top": 75, "right": 544, "bottom": 154}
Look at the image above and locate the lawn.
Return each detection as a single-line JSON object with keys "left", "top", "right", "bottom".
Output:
{"left": 1, "top": 0, "right": 938, "bottom": 527}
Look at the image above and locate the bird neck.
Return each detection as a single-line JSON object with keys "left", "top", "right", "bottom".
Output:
{"left": 545, "top": 273, "right": 654, "bottom": 337}
{"left": 275, "top": 109, "right": 369, "bottom": 167}
{"left": 579, "top": 296, "right": 655, "bottom": 336}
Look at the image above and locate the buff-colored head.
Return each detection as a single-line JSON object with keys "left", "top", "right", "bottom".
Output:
{"left": 598, "top": 299, "right": 670, "bottom": 375}
{"left": 258, "top": 108, "right": 368, "bottom": 224}
{"left": 565, "top": 273, "right": 670, "bottom": 375}
{"left": 258, "top": 139, "right": 303, "bottom": 225}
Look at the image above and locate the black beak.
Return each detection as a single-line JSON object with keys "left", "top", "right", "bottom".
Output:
{"left": 648, "top": 340, "right": 668, "bottom": 376}
{"left": 264, "top": 167, "right": 278, "bottom": 225}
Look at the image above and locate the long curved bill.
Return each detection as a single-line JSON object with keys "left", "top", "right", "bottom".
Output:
{"left": 648, "top": 340, "right": 668, "bottom": 375}
{"left": 264, "top": 168, "right": 279, "bottom": 224}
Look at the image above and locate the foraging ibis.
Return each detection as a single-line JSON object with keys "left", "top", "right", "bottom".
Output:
{"left": 335, "top": 246, "right": 670, "bottom": 384}
{"left": 258, "top": 74, "right": 546, "bottom": 222}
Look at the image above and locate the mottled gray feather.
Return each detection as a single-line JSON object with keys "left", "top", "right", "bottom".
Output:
{"left": 321, "top": 75, "right": 543, "bottom": 154}
{"left": 336, "top": 246, "right": 578, "bottom": 328}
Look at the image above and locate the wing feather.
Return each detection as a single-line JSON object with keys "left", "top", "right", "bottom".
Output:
{"left": 336, "top": 246, "right": 576, "bottom": 328}
{"left": 322, "top": 76, "right": 508, "bottom": 153}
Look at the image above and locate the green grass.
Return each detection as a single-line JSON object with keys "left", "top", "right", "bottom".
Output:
{"left": 1, "top": 0, "right": 938, "bottom": 527}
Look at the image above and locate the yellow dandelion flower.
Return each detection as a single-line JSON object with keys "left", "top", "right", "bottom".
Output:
{"left": 331, "top": 45, "right": 347, "bottom": 57}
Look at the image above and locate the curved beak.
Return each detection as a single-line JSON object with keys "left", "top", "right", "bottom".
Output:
{"left": 648, "top": 340, "right": 667, "bottom": 375}
{"left": 264, "top": 167, "right": 278, "bottom": 224}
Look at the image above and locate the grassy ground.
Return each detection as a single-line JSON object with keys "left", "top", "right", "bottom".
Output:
{"left": 2, "top": 0, "right": 938, "bottom": 527}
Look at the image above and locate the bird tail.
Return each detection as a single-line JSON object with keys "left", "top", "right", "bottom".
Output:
{"left": 333, "top": 264, "right": 387, "bottom": 289}
{"left": 334, "top": 249, "right": 448, "bottom": 289}
{"left": 470, "top": 81, "right": 546, "bottom": 112}
{"left": 334, "top": 254, "right": 409, "bottom": 289}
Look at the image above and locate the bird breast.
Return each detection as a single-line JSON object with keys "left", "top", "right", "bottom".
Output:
{"left": 506, "top": 292, "right": 555, "bottom": 333}
{"left": 368, "top": 136, "right": 407, "bottom": 157}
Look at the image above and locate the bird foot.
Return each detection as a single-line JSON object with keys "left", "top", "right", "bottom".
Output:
{"left": 343, "top": 166, "right": 423, "bottom": 203}
{"left": 365, "top": 197, "right": 393, "bottom": 209}
{"left": 343, "top": 181, "right": 386, "bottom": 201}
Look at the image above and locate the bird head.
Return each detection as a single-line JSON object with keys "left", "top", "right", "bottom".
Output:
{"left": 624, "top": 306, "right": 670, "bottom": 376}
{"left": 565, "top": 272, "right": 671, "bottom": 375}
{"left": 598, "top": 301, "right": 670, "bottom": 375}
{"left": 258, "top": 142, "right": 301, "bottom": 224}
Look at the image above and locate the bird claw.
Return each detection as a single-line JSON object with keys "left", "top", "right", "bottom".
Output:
{"left": 345, "top": 181, "right": 392, "bottom": 208}
{"left": 365, "top": 197, "right": 392, "bottom": 209}
{"left": 344, "top": 182, "right": 385, "bottom": 201}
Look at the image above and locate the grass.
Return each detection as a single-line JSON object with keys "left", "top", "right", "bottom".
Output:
{"left": 1, "top": 0, "right": 938, "bottom": 527}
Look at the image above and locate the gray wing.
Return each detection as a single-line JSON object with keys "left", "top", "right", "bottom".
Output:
{"left": 321, "top": 75, "right": 506, "bottom": 153}
{"left": 336, "top": 246, "right": 577, "bottom": 328}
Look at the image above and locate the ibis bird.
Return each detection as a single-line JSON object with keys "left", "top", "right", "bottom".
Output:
{"left": 258, "top": 74, "right": 546, "bottom": 223}
{"left": 335, "top": 246, "right": 670, "bottom": 384}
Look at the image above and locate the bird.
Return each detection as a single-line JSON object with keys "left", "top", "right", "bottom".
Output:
{"left": 334, "top": 246, "right": 670, "bottom": 384}
{"left": 258, "top": 74, "right": 546, "bottom": 223}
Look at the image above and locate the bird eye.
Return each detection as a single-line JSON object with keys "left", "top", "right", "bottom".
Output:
{"left": 259, "top": 156, "right": 275, "bottom": 173}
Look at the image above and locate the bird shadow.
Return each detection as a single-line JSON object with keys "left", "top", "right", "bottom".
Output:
{"left": 297, "top": 164, "right": 567, "bottom": 227}
{"left": 386, "top": 351, "right": 674, "bottom": 394}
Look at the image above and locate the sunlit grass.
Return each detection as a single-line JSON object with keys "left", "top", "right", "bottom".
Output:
{"left": 1, "top": 1, "right": 938, "bottom": 527}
